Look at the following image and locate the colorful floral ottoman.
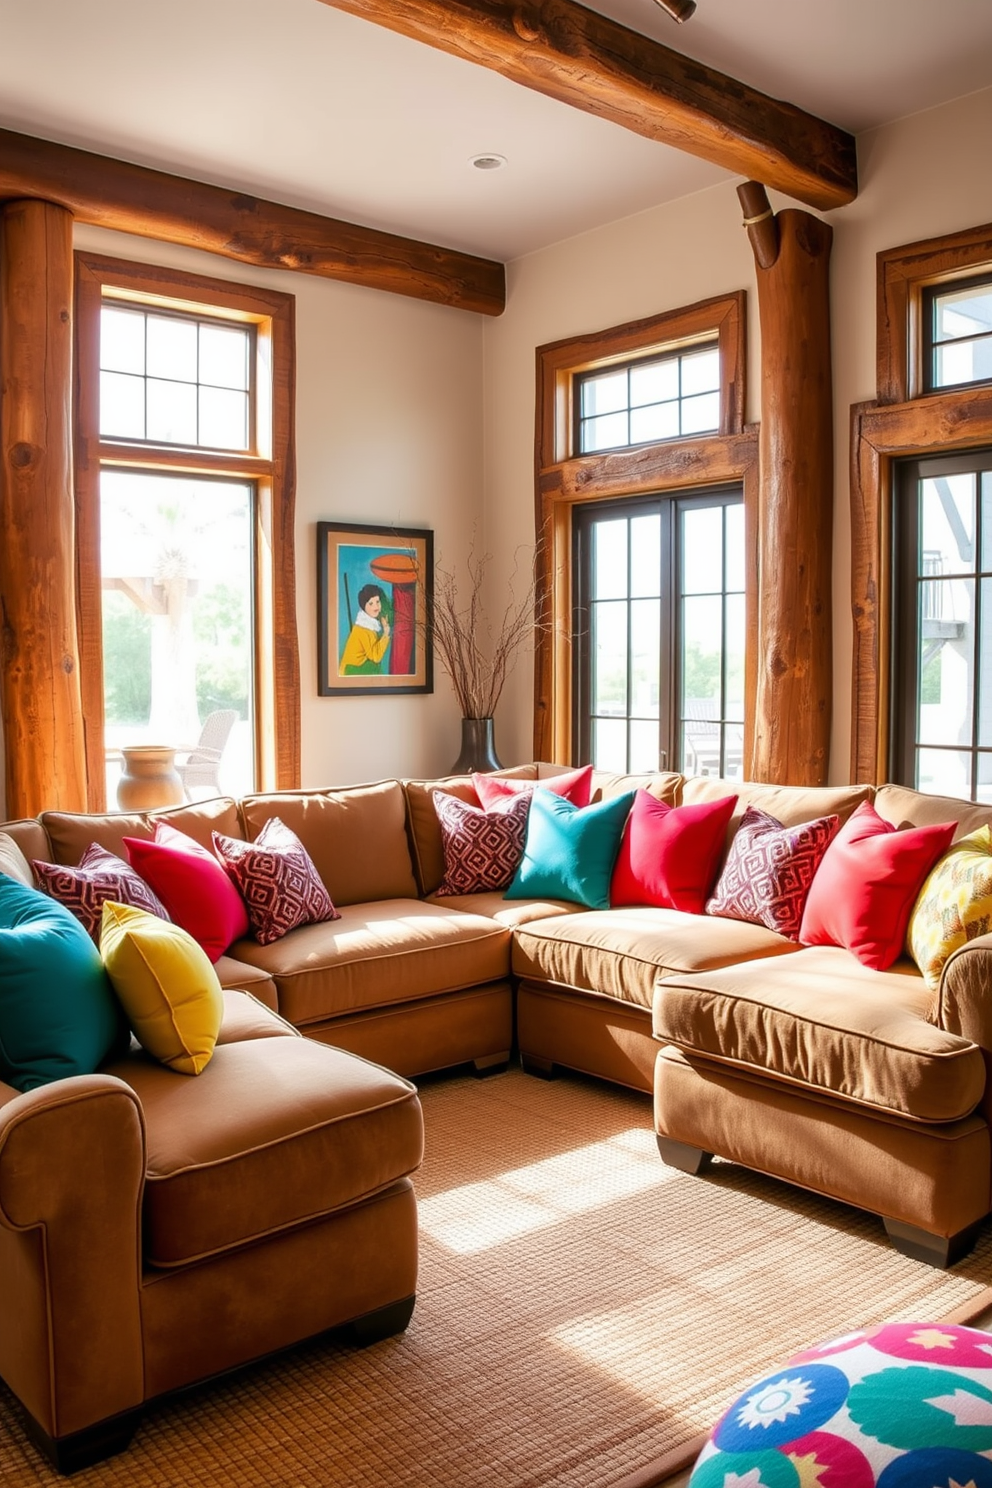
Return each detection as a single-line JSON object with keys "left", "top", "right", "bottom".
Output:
{"left": 691, "top": 1323, "right": 992, "bottom": 1488}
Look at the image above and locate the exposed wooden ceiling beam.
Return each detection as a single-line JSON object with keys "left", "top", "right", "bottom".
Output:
{"left": 0, "top": 128, "right": 506, "bottom": 316}
{"left": 316, "top": 0, "right": 858, "bottom": 210}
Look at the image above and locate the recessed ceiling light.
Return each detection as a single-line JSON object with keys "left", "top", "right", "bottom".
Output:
{"left": 471, "top": 153, "right": 507, "bottom": 171}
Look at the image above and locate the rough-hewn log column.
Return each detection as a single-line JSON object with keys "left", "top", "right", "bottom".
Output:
{"left": 738, "top": 181, "right": 833, "bottom": 786}
{"left": 0, "top": 198, "right": 88, "bottom": 815}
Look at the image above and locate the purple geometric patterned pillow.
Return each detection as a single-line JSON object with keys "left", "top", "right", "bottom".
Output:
{"left": 212, "top": 817, "right": 339, "bottom": 945}
{"left": 705, "top": 805, "right": 840, "bottom": 940}
{"left": 32, "top": 841, "right": 170, "bottom": 943}
{"left": 434, "top": 789, "right": 531, "bottom": 896}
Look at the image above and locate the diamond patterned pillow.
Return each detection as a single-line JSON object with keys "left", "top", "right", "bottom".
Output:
{"left": 434, "top": 789, "right": 531, "bottom": 896}
{"left": 212, "top": 817, "right": 339, "bottom": 945}
{"left": 907, "top": 825, "right": 992, "bottom": 990}
{"left": 32, "top": 842, "right": 170, "bottom": 943}
{"left": 705, "top": 805, "right": 839, "bottom": 940}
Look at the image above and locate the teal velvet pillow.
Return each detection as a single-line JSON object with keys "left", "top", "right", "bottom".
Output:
{"left": 505, "top": 790, "right": 635, "bottom": 909}
{"left": 0, "top": 875, "right": 123, "bottom": 1092}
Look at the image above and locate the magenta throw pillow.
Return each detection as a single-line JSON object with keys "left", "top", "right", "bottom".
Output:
{"left": 124, "top": 822, "right": 250, "bottom": 963}
{"left": 610, "top": 790, "right": 737, "bottom": 913}
{"left": 434, "top": 789, "right": 531, "bottom": 895}
{"left": 799, "top": 800, "right": 957, "bottom": 970}
{"left": 212, "top": 817, "right": 339, "bottom": 945}
{"left": 32, "top": 842, "right": 170, "bottom": 943}
{"left": 705, "top": 805, "right": 840, "bottom": 940}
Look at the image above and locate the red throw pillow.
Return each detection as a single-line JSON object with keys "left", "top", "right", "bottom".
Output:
{"left": 32, "top": 842, "right": 169, "bottom": 943}
{"left": 433, "top": 790, "right": 531, "bottom": 895}
{"left": 705, "top": 806, "right": 840, "bottom": 941}
{"left": 212, "top": 817, "right": 340, "bottom": 946}
{"left": 610, "top": 790, "right": 737, "bottom": 914}
{"left": 799, "top": 800, "right": 956, "bottom": 969}
{"left": 473, "top": 764, "right": 593, "bottom": 810}
{"left": 125, "top": 823, "right": 250, "bottom": 963}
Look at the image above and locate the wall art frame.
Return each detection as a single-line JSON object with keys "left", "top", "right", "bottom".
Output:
{"left": 317, "top": 521, "right": 433, "bottom": 696}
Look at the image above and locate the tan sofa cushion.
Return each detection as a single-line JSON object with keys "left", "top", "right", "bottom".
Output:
{"left": 874, "top": 784, "right": 991, "bottom": 841}
{"left": 0, "top": 831, "right": 37, "bottom": 888}
{"left": 240, "top": 781, "right": 417, "bottom": 907}
{"left": 214, "top": 989, "right": 297, "bottom": 1043}
{"left": 214, "top": 954, "right": 279, "bottom": 1010}
{"left": 227, "top": 899, "right": 510, "bottom": 1027}
{"left": 681, "top": 778, "right": 872, "bottom": 847}
{"left": 41, "top": 797, "right": 243, "bottom": 865}
{"left": 426, "top": 890, "right": 586, "bottom": 928}
{"left": 586, "top": 770, "right": 682, "bottom": 804}
{"left": 653, "top": 944, "right": 985, "bottom": 1124}
{"left": 513, "top": 907, "right": 798, "bottom": 1011}
{"left": 404, "top": 768, "right": 536, "bottom": 895}
{"left": 106, "top": 1038, "right": 422, "bottom": 1267}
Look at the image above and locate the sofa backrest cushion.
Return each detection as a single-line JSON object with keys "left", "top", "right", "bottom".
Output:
{"left": 404, "top": 768, "right": 536, "bottom": 895}
{"left": 585, "top": 770, "right": 682, "bottom": 805}
{"left": 682, "top": 778, "right": 872, "bottom": 847}
{"left": 0, "top": 818, "right": 52, "bottom": 865}
{"left": 240, "top": 780, "right": 417, "bottom": 907}
{"left": 874, "top": 783, "right": 991, "bottom": 841}
{"left": 41, "top": 797, "right": 243, "bottom": 865}
{"left": 0, "top": 831, "right": 38, "bottom": 889}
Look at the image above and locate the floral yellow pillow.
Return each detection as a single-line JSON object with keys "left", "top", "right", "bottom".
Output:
{"left": 907, "top": 825, "right": 992, "bottom": 990}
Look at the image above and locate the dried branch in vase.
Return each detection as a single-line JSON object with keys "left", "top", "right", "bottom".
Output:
{"left": 429, "top": 543, "right": 545, "bottom": 719}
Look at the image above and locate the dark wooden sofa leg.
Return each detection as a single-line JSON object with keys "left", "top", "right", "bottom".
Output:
{"left": 520, "top": 1053, "right": 556, "bottom": 1080}
{"left": 472, "top": 1051, "right": 510, "bottom": 1077}
{"left": 883, "top": 1216, "right": 982, "bottom": 1269}
{"left": 656, "top": 1135, "right": 713, "bottom": 1175}
{"left": 344, "top": 1294, "right": 416, "bottom": 1347}
{"left": 21, "top": 1405, "right": 142, "bottom": 1475}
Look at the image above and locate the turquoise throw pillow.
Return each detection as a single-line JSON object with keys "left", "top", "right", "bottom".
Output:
{"left": 505, "top": 790, "right": 635, "bottom": 909}
{"left": 0, "top": 875, "right": 123, "bottom": 1092}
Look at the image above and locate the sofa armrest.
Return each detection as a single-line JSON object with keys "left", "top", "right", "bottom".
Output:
{"left": 0, "top": 1075, "right": 146, "bottom": 1439}
{"left": 935, "top": 935, "right": 992, "bottom": 1121}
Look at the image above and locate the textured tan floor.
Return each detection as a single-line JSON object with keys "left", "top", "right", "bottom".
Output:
{"left": 2, "top": 1066, "right": 992, "bottom": 1487}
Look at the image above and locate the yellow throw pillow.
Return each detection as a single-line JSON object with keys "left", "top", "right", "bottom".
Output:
{"left": 907, "top": 825, "right": 992, "bottom": 990}
{"left": 100, "top": 901, "right": 224, "bottom": 1075}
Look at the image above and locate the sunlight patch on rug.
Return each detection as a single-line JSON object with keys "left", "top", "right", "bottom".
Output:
{"left": 418, "top": 1124, "right": 669, "bottom": 1253}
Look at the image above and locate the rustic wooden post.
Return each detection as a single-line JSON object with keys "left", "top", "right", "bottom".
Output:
{"left": 0, "top": 198, "right": 88, "bottom": 816}
{"left": 738, "top": 181, "right": 833, "bottom": 786}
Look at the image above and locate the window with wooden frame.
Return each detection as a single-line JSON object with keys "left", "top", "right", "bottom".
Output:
{"left": 74, "top": 253, "right": 300, "bottom": 810}
{"left": 533, "top": 293, "right": 757, "bottom": 771}
{"left": 851, "top": 221, "right": 992, "bottom": 789}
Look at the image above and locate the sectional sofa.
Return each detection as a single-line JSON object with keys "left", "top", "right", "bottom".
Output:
{"left": 1, "top": 764, "right": 990, "bottom": 1345}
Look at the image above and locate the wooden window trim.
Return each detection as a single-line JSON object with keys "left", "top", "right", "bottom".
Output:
{"left": 850, "top": 385, "right": 992, "bottom": 783}
{"left": 533, "top": 293, "right": 754, "bottom": 763}
{"left": 877, "top": 222, "right": 992, "bottom": 405}
{"left": 74, "top": 251, "right": 300, "bottom": 808}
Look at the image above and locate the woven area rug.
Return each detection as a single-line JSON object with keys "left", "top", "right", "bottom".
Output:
{"left": 2, "top": 1067, "right": 992, "bottom": 1488}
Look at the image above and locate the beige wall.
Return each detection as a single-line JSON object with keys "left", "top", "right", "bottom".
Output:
{"left": 1, "top": 223, "right": 485, "bottom": 812}
{"left": 482, "top": 84, "right": 992, "bottom": 782}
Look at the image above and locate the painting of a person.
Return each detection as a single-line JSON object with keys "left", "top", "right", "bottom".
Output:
{"left": 340, "top": 583, "right": 391, "bottom": 675}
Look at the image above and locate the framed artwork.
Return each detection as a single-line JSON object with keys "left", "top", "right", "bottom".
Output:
{"left": 317, "top": 521, "right": 433, "bottom": 696}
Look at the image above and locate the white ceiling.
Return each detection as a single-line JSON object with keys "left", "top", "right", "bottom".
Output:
{"left": 0, "top": 0, "right": 990, "bottom": 262}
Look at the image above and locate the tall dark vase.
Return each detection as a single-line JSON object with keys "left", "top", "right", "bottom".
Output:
{"left": 451, "top": 717, "right": 503, "bottom": 775}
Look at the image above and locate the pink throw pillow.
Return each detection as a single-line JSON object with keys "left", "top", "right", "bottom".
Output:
{"left": 212, "top": 817, "right": 339, "bottom": 946}
{"left": 32, "top": 842, "right": 169, "bottom": 943}
{"left": 473, "top": 764, "right": 594, "bottom": 810}
{"left": 125, "top": 823, "right": 250, "bottom": 963}
{"left": 706, "top": 806, "right": 840, "bottom": 941}
{"left": 799, "top": 800, "right": 956, "bottom": 970}
{"left": 610, "top": 790, "right": 737, "bottom": 913}
{"left": 434, "top": 789, "right": 531, "bottom": 896}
